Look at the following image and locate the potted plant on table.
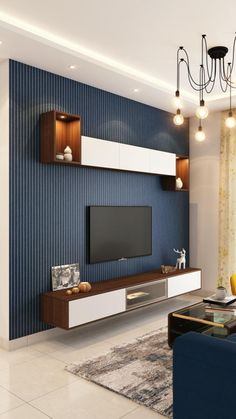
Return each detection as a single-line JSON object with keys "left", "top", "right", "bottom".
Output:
{"left": 216, "top": 277, "right": 227, "bottom": 300}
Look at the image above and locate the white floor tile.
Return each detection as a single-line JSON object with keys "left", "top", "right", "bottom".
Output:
{"left": 121, "top": 405, "right": 166, "bottom": 418}
{"left": 0, "top": 387, "right": 24, "bottom": 415}
{"left": 0, "top": 356, "right": 78, "bottom": 402}
{"left": 0, "top": 404, "right": 51, "bottom": 418}
{"left": 30, "top": 379, "right": 137, "bottom": 419}
{"left": 0, "top": 348, "right": 43, "bottom": 373}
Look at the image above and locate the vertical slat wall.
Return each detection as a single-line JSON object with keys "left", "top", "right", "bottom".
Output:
{"left": 9, "top": 60, "right": 189, "bottom": 340}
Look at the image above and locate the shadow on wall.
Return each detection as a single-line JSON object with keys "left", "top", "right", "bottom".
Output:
{"left": 190, "top": 203, "right": 198, "bottom": 268}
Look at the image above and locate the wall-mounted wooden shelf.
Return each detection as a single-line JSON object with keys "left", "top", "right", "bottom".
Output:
{"left": 161, "top": 155, "right": 189, "bottom": 191}
{"left": 40, "top": 111, "right": 81, "bottom": 165}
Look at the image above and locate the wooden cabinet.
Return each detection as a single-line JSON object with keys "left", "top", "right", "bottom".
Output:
{"left": 40, "top": 111, "right": 180, "bottom": 181}
{"left": 161, "top": 155, "right": 189, "bottom": 191}
{"left": 40, "top": 111, "right": 81, "bottom": 165}
{"left": 41, "top": 268, "right": 201, "bottom": 330}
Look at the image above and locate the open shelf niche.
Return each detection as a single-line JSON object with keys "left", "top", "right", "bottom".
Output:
{"left": 40, "top": 111, "right": 81, "bottom": 165}
{"left": 161, "top": 155, "right": 189, "bottom": 191}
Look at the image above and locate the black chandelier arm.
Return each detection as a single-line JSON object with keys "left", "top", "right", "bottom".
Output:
{"left": 203, "top": 35, "right": 213, "bottom": 80}
{"left": 178, "top": 47, "right": 214, "bottom": 90}
{"left": 219, "top": 60, "right": 229, "bottom": 92}
{"left": 221, "top": 60, "right": 236, "bottom": 88}
{"left": 179, "top": 58, "right": 213, "bottom": 91}
{"left": 203, "top": 61, "right": 217, "bottom": 93}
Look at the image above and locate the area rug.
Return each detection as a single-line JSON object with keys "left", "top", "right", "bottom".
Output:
{"left": 66, "top": 327, "right": 173, "bottom": 417}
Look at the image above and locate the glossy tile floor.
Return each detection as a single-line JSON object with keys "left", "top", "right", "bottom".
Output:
{"left": 0, "top": 294, "right": 200, "bottom": 418}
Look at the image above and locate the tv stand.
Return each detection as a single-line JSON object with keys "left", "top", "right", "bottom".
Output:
{"left": 41, "top": 268, "right": 201, "bottom": 329}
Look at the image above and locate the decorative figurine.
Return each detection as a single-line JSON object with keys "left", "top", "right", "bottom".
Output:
{"left": 176, "top": 177, "right": 183, "bottom": 190}
{"left": 173, "top": 248, "right": 186, "bottom": 269}
{"left": 64, "top": 145, "right": 73, "bottom": 162}
{"left": 161, "top": 265, "right": 177, "bottom": 274}
{"left": 79, "top": 282, "right": 92, "bottom": 292}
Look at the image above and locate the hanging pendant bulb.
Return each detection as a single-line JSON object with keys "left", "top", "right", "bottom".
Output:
{"left": 196, "top": 99, "right": 209, "bottom": 119}
{"left": 225, "top": 111, "right": 236, "bottom": 128}
{"left": 173, "top": 90, "right": 183, "bottom": 109}
{"left": 173, "top": 109, "right": 184, "bottom": 125}
{"left": 195, "top": 124, "right": 206, "bottom": 142}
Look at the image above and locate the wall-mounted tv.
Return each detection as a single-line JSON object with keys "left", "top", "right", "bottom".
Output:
{"left": 89, "top": 206, "right": 152, "bottom": 263}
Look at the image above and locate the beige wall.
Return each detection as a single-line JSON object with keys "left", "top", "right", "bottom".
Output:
{"left": 190, "top": 112, "right": 221, "bottom": 293}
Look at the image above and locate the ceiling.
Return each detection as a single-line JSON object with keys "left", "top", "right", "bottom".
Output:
{"left": 0, "top": 0, "right": 236, "bottom": 116}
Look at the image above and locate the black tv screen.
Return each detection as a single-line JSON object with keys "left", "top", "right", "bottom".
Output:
{"left": 89, "top": 206, "right": 152, "bottom": 263}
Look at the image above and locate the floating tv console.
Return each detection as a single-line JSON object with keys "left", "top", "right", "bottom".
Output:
{"left": 41, "top": 268, "right": 201, "bottom": 330}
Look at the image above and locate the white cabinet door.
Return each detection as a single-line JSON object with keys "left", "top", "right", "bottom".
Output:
{"left": 81, "top": 136, "right": 120, "bottom": 169}
{"left": 167, "top": 271, "right": 201, "bottom": 298}
{"left": 68, "top": 289, "right": 126, "bottom": 328}
{"left": 119, "top": 143, "right": 149, "bottom": 173}
{"left": 149, "top": 149, "right": 176, "bottom": 176}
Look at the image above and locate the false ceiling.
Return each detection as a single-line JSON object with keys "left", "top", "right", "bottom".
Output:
{"left": 0, "top": 0, "right": 236, "bottom": 116}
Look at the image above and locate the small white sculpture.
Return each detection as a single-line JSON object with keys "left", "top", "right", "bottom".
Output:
{"left": 176, "top": 177, "right": 183, "bottom": 190}
{"left": 173, "top": 248, "right": 186, "bottom": 269}
{"left": 64, "top": 145, "right": 73, "bottom": 162}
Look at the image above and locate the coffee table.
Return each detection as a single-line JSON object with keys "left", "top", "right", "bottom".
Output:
{"left": 168, "top": 302, "right": 236, "bottom": 347}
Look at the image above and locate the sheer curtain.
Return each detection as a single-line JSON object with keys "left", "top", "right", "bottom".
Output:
{"left": 218, "top": 110, "right": 236, "bottom": 288}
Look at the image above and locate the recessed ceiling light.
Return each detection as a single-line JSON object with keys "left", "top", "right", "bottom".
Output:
{"left": 68, "top": 65, "right": 76, "bottom": 70}
{"left": 133, "top": 88, "right": 139, "bottom": 93}
{"left": 0, "top": 41, "right": 2, "bottom": 45}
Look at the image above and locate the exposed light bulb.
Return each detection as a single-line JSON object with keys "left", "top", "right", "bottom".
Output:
{"left": 195, "top": 126, "right": 206, "bottom": 142}
{"left": 196, "top": 104, "right": 208, "bottom": 119}
{"left": 173, "top": 90, "right": 183, "bottom": 109}
{"left": 173, "top": 109, "right": 184, "bottom": 126}
{"left": 225, "top": 111, "right": 236, "bottom": 128}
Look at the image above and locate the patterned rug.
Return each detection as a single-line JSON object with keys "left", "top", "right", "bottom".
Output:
{"left": 66, "top": 327, "right": 173, "bottom": 417}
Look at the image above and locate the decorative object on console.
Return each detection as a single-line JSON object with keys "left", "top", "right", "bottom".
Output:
{"left": 51, "top": 263, "right": 80, "bottom": 291}
{"left": 64, "top": 145, "right": 73, "bottom": 162}
{"left": 79, "top": 282, "right": 92, "bottom": 292}
{"left": 176, "top": 177, "right": 183, "bottom": 190}
{"left": 174, "top": 248, "right": 186, "bottom": 269}
{"left": 72, "top": 287, "right": 80, "bottom": 294}
{"left": 215, "top": 286, "right": 227, "bottom": 300}
{"left": 66, "top": 289, "right": 73, "bottom": 295}
{"left": 161, "top": 265, "right": 177, "bottom": 274}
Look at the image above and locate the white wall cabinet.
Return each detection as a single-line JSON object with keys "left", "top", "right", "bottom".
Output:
{"left": 69, "top": 289, "right": 126, "bottom": 328}
{"left": 81, "top": 136, "right": 120, "bottom": 169}
{"left": 119, "top": 143, "right": 150, "bottom": 173}
{"left": 149, "top": 149, "right": 176, "bottom": 176}
{"left": 81, "top": 136, "right": 176, "bottom": 176}
{"left": 167, "top": 271, "right": 201, "bottom": 298}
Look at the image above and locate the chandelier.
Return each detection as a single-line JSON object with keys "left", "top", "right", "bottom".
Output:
{"left": 173, "top": 34, "right": 236, "bottom": 141}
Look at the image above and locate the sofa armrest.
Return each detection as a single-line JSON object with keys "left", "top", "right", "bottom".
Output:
{"left": 173, "top": 332, "right": 236, "bottom": 419}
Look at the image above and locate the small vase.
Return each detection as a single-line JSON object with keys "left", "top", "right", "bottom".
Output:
{"left": 176, "top": 177, "right": 183, "bottom": 190}
{"left": 215, "top": 286, "right": 227, "bottom": 300}
{"left": 64, "top": 153, "right": 73, "bottom": 162}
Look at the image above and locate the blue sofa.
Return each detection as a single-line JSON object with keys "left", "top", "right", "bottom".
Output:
{"left": 173, "top": 332, "right": 236, "bottom": 419}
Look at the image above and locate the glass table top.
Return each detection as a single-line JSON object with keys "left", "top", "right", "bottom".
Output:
{"left": 173, "top": 302, "right": 236, "bottom": 327}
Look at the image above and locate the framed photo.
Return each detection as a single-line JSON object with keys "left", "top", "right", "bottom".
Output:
{"left": 51, "top": 263, "right": 80, "bottom": 291}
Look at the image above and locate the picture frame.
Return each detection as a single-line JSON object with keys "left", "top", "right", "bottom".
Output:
{"left": 51, "top": 263, "right": 80, "bottom": 291}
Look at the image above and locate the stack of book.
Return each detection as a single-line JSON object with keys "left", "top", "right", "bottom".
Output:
{"left": 203, "top": 295, "right": 236, "bottom": 314}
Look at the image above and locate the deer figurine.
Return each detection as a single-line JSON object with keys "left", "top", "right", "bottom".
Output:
{"left": 173, "top": 248, "right": 186, "bottom": 269}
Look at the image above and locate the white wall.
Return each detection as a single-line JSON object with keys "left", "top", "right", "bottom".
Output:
{"left": 190, "top": 112, "right": 221, "bottom": 293}
{"left": 0, "top": 60, "right": 9, "bottom": 345}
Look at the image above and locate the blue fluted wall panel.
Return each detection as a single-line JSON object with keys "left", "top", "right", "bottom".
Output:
{"left": 9, "top": 60, "right": 189, "bottom": 339}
